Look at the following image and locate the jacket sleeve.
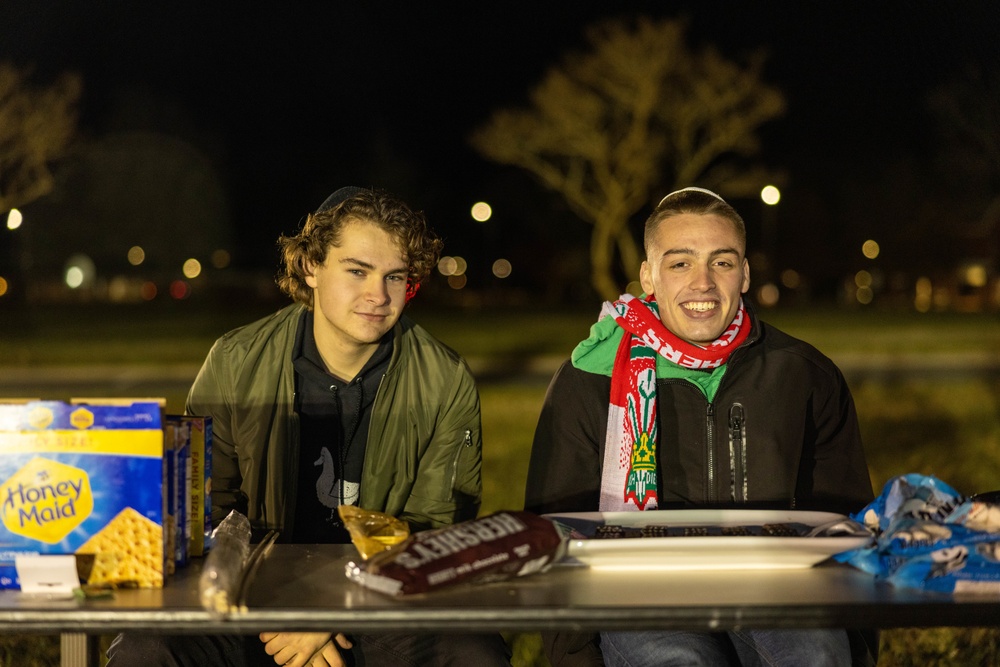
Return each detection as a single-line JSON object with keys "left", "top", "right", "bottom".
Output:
{"left": 186, "top": 338, "right": 248, "bottom": 524}
{"left": 799, "top": 365, "right": 874, "bottom": 514}
{"left": 400, "top": 358, "right": 483, "bottom": 530}
{"left": 525, "top": 361, "right": 607, "bottom": 667}
{"left": 525, "top": 361, "right": 607, "bottom": 515}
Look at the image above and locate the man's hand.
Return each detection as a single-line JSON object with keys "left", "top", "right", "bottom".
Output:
{"left": 259, "top": 631, "right": 353, "bottom": 667}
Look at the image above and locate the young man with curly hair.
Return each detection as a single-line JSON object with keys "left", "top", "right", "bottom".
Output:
{"left": 108, "top": 187, "right": 510, "bottom": 667}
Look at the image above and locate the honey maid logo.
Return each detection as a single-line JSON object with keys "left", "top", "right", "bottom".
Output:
{"left": 1, "top": 457, "right": 94, "bottom": 543}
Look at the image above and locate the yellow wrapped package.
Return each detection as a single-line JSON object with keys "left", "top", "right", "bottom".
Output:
{"left": 337, "top": 506, "right": 409, "bottom": 560}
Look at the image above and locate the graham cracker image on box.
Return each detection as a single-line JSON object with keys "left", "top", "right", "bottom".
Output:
{"left": 76, "top": 507, "right": 163, "bottom": 588}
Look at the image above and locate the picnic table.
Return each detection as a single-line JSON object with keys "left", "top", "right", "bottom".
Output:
{"left": 3, "top": 544, "right": 1000, "bottom": 666}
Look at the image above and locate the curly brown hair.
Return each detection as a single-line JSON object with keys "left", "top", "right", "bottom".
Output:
{"left": 277, "top": 188, "right": 443, "bottom": 307}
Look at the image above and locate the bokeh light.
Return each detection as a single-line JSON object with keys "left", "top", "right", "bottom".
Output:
{"left": 108, "top": 276, "right": 129, "bottom": 302}
{"left": 141, "top": 281, "right": 158, "bottom": 301}
{"left": 6, "top": 209, "right": 23, "bottom": 230}
{"left": 914, "top": 276, "right": 932, "bottom": 313}
{"left": 437, "top": 256, "right": 458, "bottom": 276}
{"left": 760, "top": 185, "right": 781, "bottom": 206}
{"left": 471, "top": 202, "right": 492, "bottom": 222}
{"left": 963, "top": 264, "right": 987, "bottom": 288}
{"left": 757, "top": 283, "right": 780, "bottom": 307}
{"left": 491, "top": 258, "right": 512, "bottom": 279}
{"left": 182, "top": 258, "right": 202, "bottom": 279}
{"left": 211, "top": 249, "right": 231, "bottom": 269}
{"left": 447, "top": 274, "right": 467, "bottom": 290}
{"left": 127, "top": 246, "right": 145, "bottom": 266}
{"left": 65, "top": 267, "right": 84, "bottom": 289}
{"left": 64, "top": 254, "right": 95, "bottom": 289}
{"left": 780, "top": 269, "right": 800, "bottom": 289}
{"left": 854, "top": 270, "right": 872, "bottom": 288}
{"left": 452, "top": 256, "right": 467, "bottom": 276}
{"left": 169, "top": 280, "right": 190, "bottom": 299}
{"left": 862, "top": 239, "right": 880, "bottom": 259}
{"left": 0, "top": 276, "right": 8, "bottom": 297}
{"left": 856, "top": 286, "right": 873, "bottom": 305}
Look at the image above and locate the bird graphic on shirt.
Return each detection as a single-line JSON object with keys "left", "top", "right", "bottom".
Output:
{"left": 314, "top": 447, "right": 359, "bottom": 508}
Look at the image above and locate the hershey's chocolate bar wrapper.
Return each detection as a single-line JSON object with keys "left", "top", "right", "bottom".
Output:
{"left": 345, "top": 511, "right": 566, "bottom": 596}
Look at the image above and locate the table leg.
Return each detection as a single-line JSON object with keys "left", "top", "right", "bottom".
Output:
{"left": 60, "top": 633, "right": 96, "bottom": 667}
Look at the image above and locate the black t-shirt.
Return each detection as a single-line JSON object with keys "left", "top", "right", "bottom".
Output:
{"left": 291, "top": 310, "right": 392, "bottom": 543}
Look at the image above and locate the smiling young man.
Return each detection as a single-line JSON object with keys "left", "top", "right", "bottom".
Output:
{"left": 525, "top": 188, "right": 875, "bottom": 666}
{"left": 108, "top": 188, "right": 510, "bottom": 666}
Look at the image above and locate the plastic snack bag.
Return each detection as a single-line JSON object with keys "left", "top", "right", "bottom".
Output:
{"left": 836, "top": 473, "right": 1000, "bottom": 592}
{"left": 338, "top": 505, "right": 410, "bottom": 560}
{"left": 198, "top": 510, "right": 251, "bottom": 613}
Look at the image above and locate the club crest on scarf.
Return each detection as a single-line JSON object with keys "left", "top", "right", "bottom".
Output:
{"left": 599, "top": 294, "right": 750, "bottom": 512}
{"left": 622, "top": 346, "right": 658, "bottom": 510}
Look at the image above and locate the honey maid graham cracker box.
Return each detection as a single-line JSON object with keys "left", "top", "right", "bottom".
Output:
{"left": 175, "top": 415, "right": 212, "bottom": 558}
{"left": 0, "top": 400, "right": 165, "bottom": 589}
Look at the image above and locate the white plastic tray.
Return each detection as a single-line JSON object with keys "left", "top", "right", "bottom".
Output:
{"left": 543, "top": 509, "right": 872, "bottom": 571}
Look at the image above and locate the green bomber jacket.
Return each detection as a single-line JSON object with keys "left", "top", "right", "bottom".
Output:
{"left": 186, "top": 304, "right": 483, "bottom": 538}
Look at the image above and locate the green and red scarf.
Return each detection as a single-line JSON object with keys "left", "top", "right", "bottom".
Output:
{"left": 590, "top": 294, "right": 750, "bottom": 511}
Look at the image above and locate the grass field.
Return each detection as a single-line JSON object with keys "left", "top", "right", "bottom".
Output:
{"left": 1, "top": 301, "right": 999, "bottom": 665}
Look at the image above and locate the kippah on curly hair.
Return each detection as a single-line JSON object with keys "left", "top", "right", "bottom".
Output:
{"left": 276, "top": 188, "right": 443, "bottom": 308}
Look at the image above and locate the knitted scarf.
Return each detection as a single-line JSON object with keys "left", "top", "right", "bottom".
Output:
{"left": 598, "top": 294, "right": 750, "bottom": 512}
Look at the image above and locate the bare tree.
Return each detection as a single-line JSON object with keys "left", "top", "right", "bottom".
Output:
{"left": 918, "top": 66, "right": 1000, "bottom": 297}
{"left": 0, "top": 62, "right": 82, "bottom": 214}
{"left": 471, "top": 18, "right": 785, "bottom": 299}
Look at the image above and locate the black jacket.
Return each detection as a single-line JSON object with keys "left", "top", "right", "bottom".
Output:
{"left": 526, "top": 308, "right": 873, "bottom": 516}
{"left": 525, "top": 305, "right": 877, "bottom": 666}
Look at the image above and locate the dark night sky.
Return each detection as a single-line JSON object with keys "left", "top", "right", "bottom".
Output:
{"left": 2, "top": 1, "right": 998, "bottom": 290}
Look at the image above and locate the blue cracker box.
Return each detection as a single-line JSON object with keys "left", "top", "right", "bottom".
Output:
{"left": 0, "top": 401, "right": 165, "bottom": 589}
{"left": 164, "top": 417, "right": 190, "bottom": 571}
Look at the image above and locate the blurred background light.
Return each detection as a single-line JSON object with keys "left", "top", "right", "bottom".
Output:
{"left": 854, "top": 270, "right": 873, "bottom": 288}
{"left": 65, "top": 267, "right": 84, "bottom": 289}
{"left": 757, "top": 283, "right": 780, "bottom": 307}
{"left": 211, "top": 249, "right": 231, "bottom": 269}
{"left": 437, "top": 256, "right": 458, "bottom": 276}
{"left": 127, "top": 246, "right": 145, "bottom": 266}
{"left": 760, "top": 185, "right": 781, "bottom": 206}
{"left": 963, "top": 263, "right": 988, "bottom": 288}
{"left": 182, "top": 258, "right": 202, "bottom": 279}
{"left": 471, "top": 202, "right": 492, "bottom": 222}
{"left": 862, "top": 239, "right": 880, "bottom": 259}
{"left": 856, "top": 286, "right": 874, "bottom": 305}
{"left": 914, "top": 276, "right": 932, "bottom": 313}
{"left": 141, "top": 281, "right": 158, "bottom": 301}
{"left": 452, "top": 256, "right": 467, "bottom": 276}
{"left": 108, "top": 276, "right": 129, "bottom": 302}
{"left": 0, "top": 276, "right": 8, "bottom": 297}
{"left": 6, "top": 209, "right": 23, "bottom": 230}
{"left": 169, "top": 280, "right": 189, "bottom": 299}
{"left": 491, "top": 258, "right": 512, "bottom": 279}
{"left": 447, "top": 274, "right": 467, "bottom": 290}
{"left": 780, "top": 269, "right": 800, "bottom": 289}
{"left": 64, "top": 254, "right": 95, "bottom": 289}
